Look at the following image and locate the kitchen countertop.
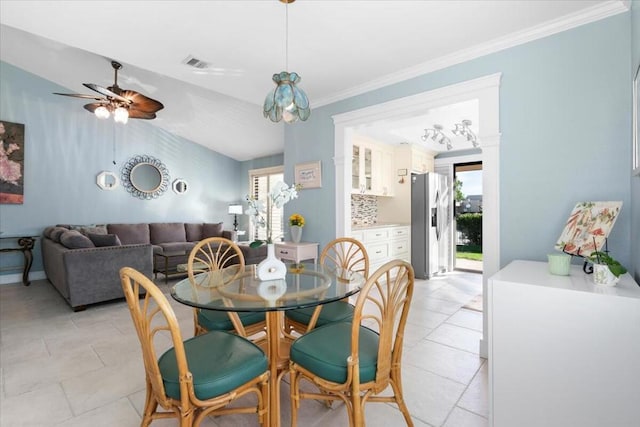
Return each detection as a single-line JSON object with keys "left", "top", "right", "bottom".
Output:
{"left": 352, "top": 222, "right": 410, "bottom": 230}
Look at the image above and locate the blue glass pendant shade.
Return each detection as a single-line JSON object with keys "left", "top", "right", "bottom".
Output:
{"left": 263, "top": 71, "right": 311, "bottom": 123}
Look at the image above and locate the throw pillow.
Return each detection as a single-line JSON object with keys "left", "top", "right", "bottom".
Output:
{"left": 49, "top": 227, "right": 69, "bottom": 242}
{"left": 60, "top": 230, "right": 95, "bottom": 249}
{"left": 202, "top": 222, "right": 224, "bottom": 238}
{"left": 88, "top": 233, "right": 122, "bottom": 247}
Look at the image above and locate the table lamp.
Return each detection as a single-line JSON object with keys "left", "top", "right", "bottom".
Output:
{"left": 228, "top": 204, "right": 243, "bottom": 231}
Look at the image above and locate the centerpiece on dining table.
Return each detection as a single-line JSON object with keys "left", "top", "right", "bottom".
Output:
{"left": 245, "top": 181, "right": 300, "bottom": 281}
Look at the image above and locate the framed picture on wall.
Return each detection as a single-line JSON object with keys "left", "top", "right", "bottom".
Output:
{"left": 295, "top": 161, "right": 322, "bottom": 189}
{"left": 634, "top": 63, "right": 640, "bottom": 176}
{"left": 0, "top": 120, "right": 25, "bottom": 204}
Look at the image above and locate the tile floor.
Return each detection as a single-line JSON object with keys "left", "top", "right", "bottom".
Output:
{"left": 0, "top": 270, "right": 487, "bottom": 427}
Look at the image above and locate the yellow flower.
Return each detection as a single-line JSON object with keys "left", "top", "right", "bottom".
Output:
{"left": 289, "top": 213, "right": 305, "bottom": 227}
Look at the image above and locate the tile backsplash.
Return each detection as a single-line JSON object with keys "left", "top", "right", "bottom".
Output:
{"left": 351, "top": 194, "right": 378, "bottom": 225}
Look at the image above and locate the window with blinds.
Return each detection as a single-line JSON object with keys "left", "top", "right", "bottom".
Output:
{"left": 249, "top": 167, "right": 284, "bottom": 242}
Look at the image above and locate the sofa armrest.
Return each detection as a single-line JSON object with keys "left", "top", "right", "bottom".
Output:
{"left": 222, "top": 230, "right": 237, "bottom": 241}
{"left": 63, "top": 244, "right": 153, "bottom": 307}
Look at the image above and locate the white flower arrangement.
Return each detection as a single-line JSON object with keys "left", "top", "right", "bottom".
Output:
{"left": 246, "top": 181, "right": 299, "bottom": 246}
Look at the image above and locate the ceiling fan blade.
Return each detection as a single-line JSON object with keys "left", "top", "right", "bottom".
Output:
{"left": 54, "top": 92, "right": 106, "bottom": 101}
{"left": 128, "top": 109, "right": 157, "bottom": 120}
{"left": 83, "top": 83, "right": 131, "bottom": 104}
{"left": 120, "top": 90, "right": 164, "bottom": 114}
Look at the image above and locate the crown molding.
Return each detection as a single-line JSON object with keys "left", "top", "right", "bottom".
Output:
{"left": 315, "top": 0, "right": 630, "bottom": 108}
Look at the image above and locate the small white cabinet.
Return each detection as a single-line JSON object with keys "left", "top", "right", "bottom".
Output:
{"left": 488, "top": 260, "right": 640, "bottom": 427}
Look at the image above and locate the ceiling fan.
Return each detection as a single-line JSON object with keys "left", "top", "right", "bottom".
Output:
{"left": 54, "top": 61, "right": 164, "bottom": 123}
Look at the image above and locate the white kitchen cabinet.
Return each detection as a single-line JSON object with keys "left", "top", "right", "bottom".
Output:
{"left": 353, "top": 225, "right": 410, "bottom": 272}
{"left": 351, "top": 140, "right": 395, "bottom": 197}
{"left": 488, "top": 260, "right": 640, "bottom": 427}
{"left": 411, "top": 145, "right": 434, "bottom": 174}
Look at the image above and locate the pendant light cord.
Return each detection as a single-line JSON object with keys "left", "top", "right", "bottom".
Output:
{"left": 285, "top": 1, "right": 289, "bottom": 71}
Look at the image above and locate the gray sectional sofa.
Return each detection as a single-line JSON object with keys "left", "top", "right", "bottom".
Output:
{"left": 41, "top": 222, "right": 267, "bottom": 310}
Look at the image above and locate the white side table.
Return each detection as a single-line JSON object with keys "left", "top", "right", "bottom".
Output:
{"left": 274, "top": 242, "right": 319, "bottom": 264}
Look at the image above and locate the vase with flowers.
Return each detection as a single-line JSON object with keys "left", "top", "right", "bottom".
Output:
{"left": 245, "top": 181, "right": 299, "bottom": 281}
{"left": 289, "top": 213, "right": 305, "bottom": 243}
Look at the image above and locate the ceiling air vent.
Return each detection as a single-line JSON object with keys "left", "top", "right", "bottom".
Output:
{"left": 182, "top": 55, "right": 210, "bottom": 69}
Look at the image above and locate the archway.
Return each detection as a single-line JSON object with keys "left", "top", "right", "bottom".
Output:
{"left": 332, "top": 73, "right": 501, "bottom": 356}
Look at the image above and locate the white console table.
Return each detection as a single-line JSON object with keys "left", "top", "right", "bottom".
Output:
{"left": 488, "top": 260, "right": 640, "bottom": 427}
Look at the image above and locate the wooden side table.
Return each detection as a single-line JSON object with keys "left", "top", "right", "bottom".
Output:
{"left": 274, "top": 242, "right": 319, "bottom": 264}
{"left": 0, "top": 236, "right": 38, "bottom": 286}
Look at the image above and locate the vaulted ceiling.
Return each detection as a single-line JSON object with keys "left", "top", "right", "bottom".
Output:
{"left": 0, "top": 1, "right": 628, "bottom": 160}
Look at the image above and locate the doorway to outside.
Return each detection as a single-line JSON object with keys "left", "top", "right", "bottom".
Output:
{"left": 454, "top": 161, "right": 483, "bottom": 273}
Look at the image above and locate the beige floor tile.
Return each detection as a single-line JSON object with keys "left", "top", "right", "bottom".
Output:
{"left": 0, "top": 336, "right": 48, "bottom": 365}
{"left": 446, "top": 309, "right": 483, "bottom": 332}
{"left": 0, "top": 383, "right": 73, "bottom": 426}
{"left": 428, "top": 286, "right": 479, "bottom": 305}
{"left": 419, "top": 297, "right": 464, "bottom": 315}
{"left": 44, "top": 322, "right": 127, "bottom": 357}
{"left": 53, "top": 397, "right": 141, "bottom": 427}
{"left": 404, "top": 340, "right": 484, "bottom": 385}
{"left": 61, "top": 356, "right": 145, "bottom": 415}
{"left": 457, "top": 361, "right": 489, "bottom": 419}
{"left": 406, "top": 306, "right": 450, "bottom": 330}
{"left": 443, "top": 407, "right": 488, "bottom": 427}
{"left": 315, "top": 400, "right": 433, "bottom": 426}
{"left": 427, "top": 323, "right": 482, "bottom": 354}
{"left": 398, "top": 364, "right": 467, "bottom": 427}
{"left": 2, "top": 346, "right": 104, "bottom": 397}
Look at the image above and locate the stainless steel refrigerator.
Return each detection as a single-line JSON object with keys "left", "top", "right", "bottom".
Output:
{"left": 411, "top": 172, "right": 449, "bottom": 279}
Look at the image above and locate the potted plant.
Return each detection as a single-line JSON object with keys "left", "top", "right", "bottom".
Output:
{"left": 289, "top": 213, "right": 305, "bottom": 243}
{"left": 588, "top": 251, "right": 627, "bottom": 286}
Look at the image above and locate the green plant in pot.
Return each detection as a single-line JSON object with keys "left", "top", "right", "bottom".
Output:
{"left": 588, "top": 251, "right": 627, "bottom": 286}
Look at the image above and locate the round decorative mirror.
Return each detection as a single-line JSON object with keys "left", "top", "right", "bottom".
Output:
{"left": 121, "top": 155, "right": 170, "bottom": 199}
{"left": 96, "top": 171, "right": 119, "bottom": 190}
{"left": 172, "top": 178, "right": 189, "bottom": 194}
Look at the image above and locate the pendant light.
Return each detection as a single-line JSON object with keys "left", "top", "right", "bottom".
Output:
{"left": 263, "top": 0, "right": 310, "bottom": 123}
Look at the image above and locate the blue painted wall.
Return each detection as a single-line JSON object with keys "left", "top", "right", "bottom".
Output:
{"left": 631, "top": 1, "right": 640, "bottom": 281}
{"left": 284, "top": 12, "right": 635, "bottom": 271}
{"left": 0, "top": 61, "right": 244, "bottom": 277}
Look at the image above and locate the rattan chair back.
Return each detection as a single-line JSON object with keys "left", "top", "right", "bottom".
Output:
{"left": 320, "top": 237, "right": 370, "bottom": 280}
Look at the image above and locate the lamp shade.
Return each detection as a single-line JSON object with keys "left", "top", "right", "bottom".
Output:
{"left": 228, "top": 204, "right": 243, "bottom": 215}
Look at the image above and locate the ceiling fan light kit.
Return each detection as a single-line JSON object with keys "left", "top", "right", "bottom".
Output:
{"left": 54, "top": 60, "right": 163, "bottom": 124}
{"left": 263, "top": 0, "right": 310, "bottom": 124}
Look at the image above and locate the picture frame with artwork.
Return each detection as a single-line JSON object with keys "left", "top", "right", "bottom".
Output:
{"left": 633, "top": 63, "right": 640, "bottom": 176}
{"left": 295, "top": 161, "right": 322, "bottom": 189}
{"left": 0, "top": 120, "right": 25, "bottom": 204}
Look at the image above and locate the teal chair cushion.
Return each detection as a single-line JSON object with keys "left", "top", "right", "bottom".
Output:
{"left": 158, "top": 330, "right": 267, "bottom": 400}
{"left": 285, "top": 301, "right": 354, "bottom": 327}
{"left": 198, "top": 309, "right": 265, "bottom": 331}
{"left": 289, "top": 321, "right": 379, "bottom": 384}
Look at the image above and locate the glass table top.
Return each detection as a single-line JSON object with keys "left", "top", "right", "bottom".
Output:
{"left": 170, "top": 263, "right": 365, "bottom": 312}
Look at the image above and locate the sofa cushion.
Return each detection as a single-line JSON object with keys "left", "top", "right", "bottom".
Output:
{"left": 202, "top": 222, "right": 224, "bottom": 238}
{"left": 185, "top": 223, "right": 204, "bottom": 242}
{"left": 88, "top": 233, "right": 122, "bottom": 247}
{"left": 155, "top": 242, "right": 196, "bottom": 254}
{"left": 150, "top": 223, "right": 186, "bottom": 245}
{"left": 60, "top": 230, "right": 95, "bottom": 249}
{"left": 49, "top": 227, "right": 69, "bottom": 242}
{"left": 73, "top": 225, "right": 108, "bottom": 236}
{"left": 43, "top": 226, "right": 55, "bottom": 238}
{"left": 107, "top": 223, "right": 150, "bottom": 245}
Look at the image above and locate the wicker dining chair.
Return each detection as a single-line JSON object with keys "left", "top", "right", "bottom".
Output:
{"left": 119, "top": 267, "right": 269, "bottom": 427}
{"left": 289, "top": 259, "right": 415, "bottom": 427}
{"left": 188, "top": 237, "right": 266, "bottom": 340}
{"left": 285, "top": 237, "right": 369, "bottom": 335}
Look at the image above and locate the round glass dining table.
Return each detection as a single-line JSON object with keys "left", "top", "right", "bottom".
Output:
{"left": 170, "top": 263, "right": 365, "bottom": 427}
